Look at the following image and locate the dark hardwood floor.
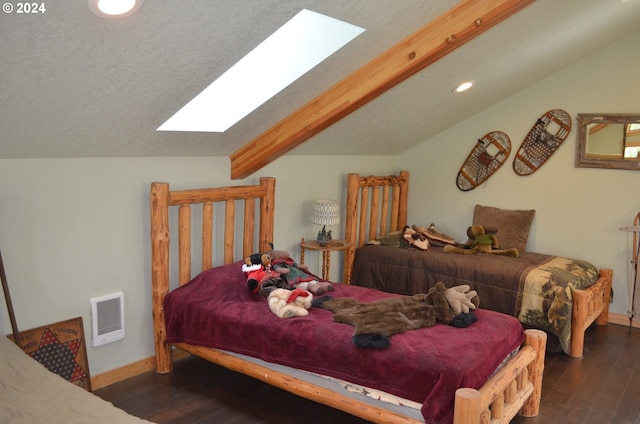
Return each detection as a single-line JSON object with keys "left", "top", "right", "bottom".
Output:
{"left": 95, "top": 323, "right": 640, "bottom": 424}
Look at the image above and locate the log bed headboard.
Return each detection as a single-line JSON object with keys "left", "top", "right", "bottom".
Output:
{"left": 149, "top": 177, "right": 275, "bottom": 373}
{"left": 343, "top": 171, "right": 409, "bottom": 283}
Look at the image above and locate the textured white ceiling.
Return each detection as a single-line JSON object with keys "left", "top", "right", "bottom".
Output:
{"left": 1, "top": 0, "right": 639, "bottom": 159}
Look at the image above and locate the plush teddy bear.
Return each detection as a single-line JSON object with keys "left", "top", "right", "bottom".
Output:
{"left": 443, "top": 224, "right": 519, "bottom": 257}
{"left": 267, "top": 288, "right": 313, "bottom": 318}
{"left": 269, "top": 249, "right": 335, "bottom": 295}
{"left": 242, "top": 253, "right": 289, "bottom": 297}
{"left": 242, "top": 253, "right": 269, "bottom": 291}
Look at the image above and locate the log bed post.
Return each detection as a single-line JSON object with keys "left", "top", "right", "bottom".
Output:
{"left": 150, "top": 182, "right": 173, "bottom": 374}
{"left": 259, "top": 177, "right": 276, "bottom": 254}
{"left": 520, "top": 329, "right": 546, "bottom": 417}
{"left": 397, "top": 170, "right": 409, "bottom": 229}
{"left": 595, "top": 268, "right": 612, "bottom": 325}
{"left": 343, "top": 173, "right": 361, "bottom": 284}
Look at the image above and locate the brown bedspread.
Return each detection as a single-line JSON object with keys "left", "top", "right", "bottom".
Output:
{"left": 164, "top": 261, "right": 524, "bottom": 424}
{"left": 351, "top": 245, "right": 598, "bottom": 354}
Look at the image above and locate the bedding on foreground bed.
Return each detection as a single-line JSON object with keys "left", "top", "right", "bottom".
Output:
{"left": 164, "top": 261, "right": 525, "bottom": 424}
{"left": 0, "top": 335, "right": 153, "bottom": 424}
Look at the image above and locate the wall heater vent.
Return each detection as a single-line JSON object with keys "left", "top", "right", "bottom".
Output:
{"left": 90, "top": 292, "right": 125, "bottom": 347}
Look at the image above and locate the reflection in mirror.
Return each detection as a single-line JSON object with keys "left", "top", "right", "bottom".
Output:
{"left": 575, "top": 113, "right": 640, "bottom": 170}
{"left": 625, "top": 123, "right": 640, "bottom": 158}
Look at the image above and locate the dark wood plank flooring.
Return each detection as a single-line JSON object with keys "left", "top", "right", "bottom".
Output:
{"left": 95, "top": 323, "right": 640, "bottom": 424}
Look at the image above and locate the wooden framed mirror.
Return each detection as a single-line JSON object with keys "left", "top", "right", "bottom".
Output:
{"left": 575, "top": 113, "right": 640, "bottom": 170}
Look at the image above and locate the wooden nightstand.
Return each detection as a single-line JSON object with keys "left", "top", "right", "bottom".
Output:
{"left": 300, "top": 238, "right": 352, "bottom": 281}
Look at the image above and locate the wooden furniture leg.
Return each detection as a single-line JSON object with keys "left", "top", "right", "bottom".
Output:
{"left": 0, "top": 248, "right": 21, "bottom": 344}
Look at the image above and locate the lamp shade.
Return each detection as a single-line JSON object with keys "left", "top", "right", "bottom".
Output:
{"left": 310, "top": 199, "right": 340, "bottom": 226}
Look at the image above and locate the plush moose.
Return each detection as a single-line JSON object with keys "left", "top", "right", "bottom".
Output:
{"left": 443, "top": 224, "right": 519, "bottom": 257}
{"left": 318, "top": 282, "right": 478, "bottom": 348}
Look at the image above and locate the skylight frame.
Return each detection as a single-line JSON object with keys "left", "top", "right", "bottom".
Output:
{"left": 157, "top": 9, "right": 365, "bottom": 133}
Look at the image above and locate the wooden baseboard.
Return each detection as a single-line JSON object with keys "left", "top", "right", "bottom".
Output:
{"left": 607, "top": 312, "right": 640, "bottom": 329}
{"left": 91, "top": 348, "right": 190, "bottom": 391}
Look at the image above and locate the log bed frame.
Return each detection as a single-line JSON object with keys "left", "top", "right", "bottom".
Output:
{"left": 342, "top": 171, "right": 613, "bottom": 358}
{"left": 150, "top": 177, "right": 546, "bottom": 424}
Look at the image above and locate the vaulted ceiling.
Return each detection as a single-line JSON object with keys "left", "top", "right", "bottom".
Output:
{"left": 1, "top": 0, "right": 639, "bottom": 178}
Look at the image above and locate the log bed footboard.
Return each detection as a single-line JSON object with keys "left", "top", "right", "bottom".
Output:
{"left": 454, "top": 330, "right": 546, "bottom": 424}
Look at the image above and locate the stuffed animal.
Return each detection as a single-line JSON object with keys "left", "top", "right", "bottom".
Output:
{"left": 242, "top": 253, "right": 289, "bottom": 297}
{"left": 402, "top": 225, "right": 430, "bottom": 250}
{"left": 268, "top": 288, "right": 313, "bottom": 318}
{"left": 318, "top": 281, "right": 478, "bottom": 348}
{"left": 412, "top": 223, "right": 457, "bottom": 247}
{"left": 242, "top": 253, "right": 270, "bottom": 291}
{"left": 443, "top": 224, "right": 519, "bottom": 257}
{"left": 444, "top": 284, "right": 479, "bottom": 313}
{"left": 269, "top": 250, "right": 335, "bottom": 295}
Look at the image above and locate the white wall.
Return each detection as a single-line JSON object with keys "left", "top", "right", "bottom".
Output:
{"left": 0, "top": 155, "right": 396, "bottom": 375}
{"left": 399, "top": 29, "right": 640, "bottom": 322}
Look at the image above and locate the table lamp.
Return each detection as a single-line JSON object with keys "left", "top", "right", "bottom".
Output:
{"left": 310, "top": 199, "right": 340, "bottom": 246}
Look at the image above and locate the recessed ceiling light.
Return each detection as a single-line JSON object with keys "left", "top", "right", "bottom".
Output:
{"left": 88, "top": 0, "right": 144, "bottom": 18}
{"left": 157, "top": 9, "right": 365, "bottom": 133}
{"left": 453, "top": 81, "right": 475, "bottom": 93}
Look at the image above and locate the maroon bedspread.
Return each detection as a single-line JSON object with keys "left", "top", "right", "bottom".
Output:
{"left": 164, "top": 261, "right": 524, "bottom": 424}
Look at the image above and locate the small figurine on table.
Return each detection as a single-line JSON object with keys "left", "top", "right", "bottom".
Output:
{"left": 317, "top": 227, "right": 332, "bottom": 246}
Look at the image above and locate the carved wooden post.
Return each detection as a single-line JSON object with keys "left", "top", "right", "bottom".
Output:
{"left": 150, "top": 182, "right": 172, "bottom": 374}
{"left": 521, "top": 329, "right": 546, "bottom": 417}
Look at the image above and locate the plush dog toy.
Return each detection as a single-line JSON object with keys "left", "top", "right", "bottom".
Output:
{"left": 269, "top": 249, "right": 335, "bottom": 295}
{"left": 268, "top": 288, "right": 313, "bottom": 318}
{"left": 443, "top": 224, "right": 519, "bottom": 257}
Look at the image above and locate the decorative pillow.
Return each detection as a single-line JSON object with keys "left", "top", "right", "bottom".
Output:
{"left": 472, "top": 205, "right": 535, "bottom": 252}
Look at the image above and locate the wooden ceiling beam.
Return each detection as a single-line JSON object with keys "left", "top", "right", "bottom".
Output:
{"left": 230, "top": 0, "right": 535, "bottom": 180}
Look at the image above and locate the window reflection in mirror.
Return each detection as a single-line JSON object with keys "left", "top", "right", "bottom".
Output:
{"left": 625, "top": 123, "right": 640, "bottom": 159}
{"left": 575, "top": 113, "right": 640, "bottom": 170}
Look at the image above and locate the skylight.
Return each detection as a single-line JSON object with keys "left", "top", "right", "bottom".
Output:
{"left": 157, "top": 9, "right": 365, "bottom": 133}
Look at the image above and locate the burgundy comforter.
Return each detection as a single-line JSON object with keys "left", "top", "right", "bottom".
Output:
{"left": 164, "top": 261, "right": 524, "bottom": 424}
